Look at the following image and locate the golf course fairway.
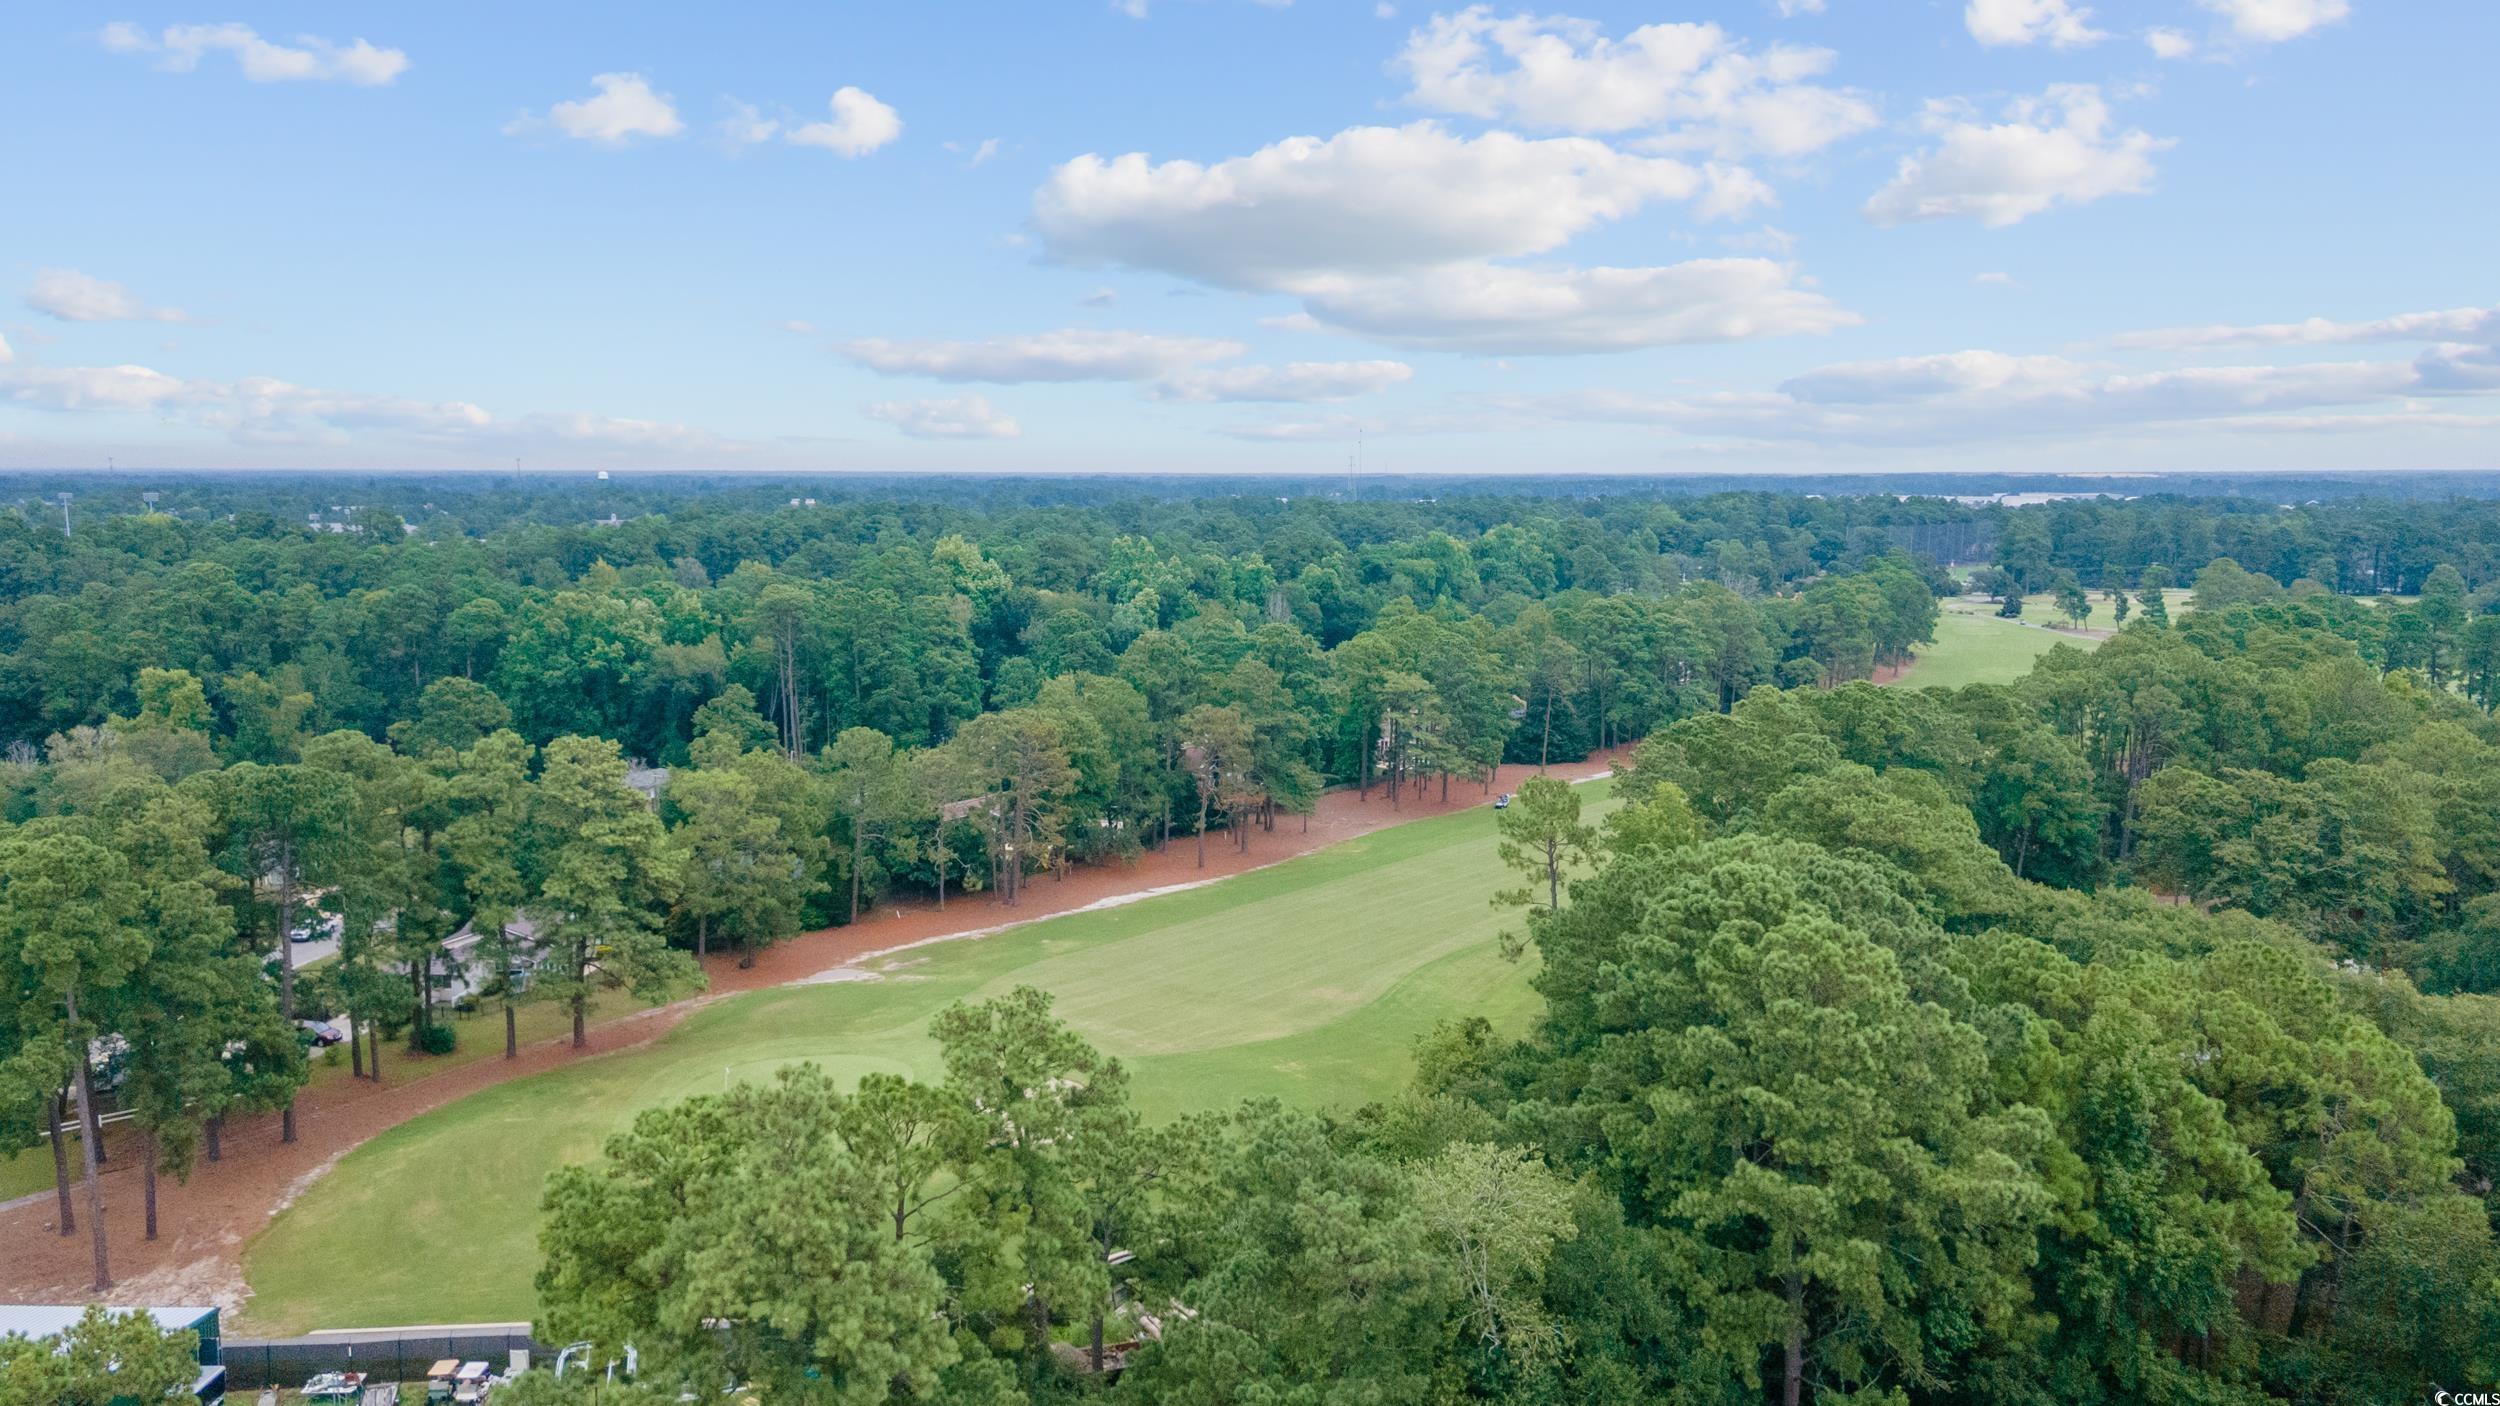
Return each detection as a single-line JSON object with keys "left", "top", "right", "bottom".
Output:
{"left": 241, "top": 781, "right": 1611, "bottom": 1332}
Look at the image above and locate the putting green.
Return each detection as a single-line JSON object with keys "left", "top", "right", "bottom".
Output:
{"left": 240, "top": 783, "right": 1606, "bottom": 1332}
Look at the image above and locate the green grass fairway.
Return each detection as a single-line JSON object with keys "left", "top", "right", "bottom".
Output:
{"left": 241, "top": 783, "right": 1607, "bottom": 1332}
{"left": 1892, "top": 589, "right": 2191, "bottom": 690}
{"left": 1891, "top": 610, "right": 2095, "bottom": 690}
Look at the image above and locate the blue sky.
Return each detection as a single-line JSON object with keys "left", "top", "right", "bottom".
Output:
{"left": 2, "top": 0, "right": 2493, "bottom": 474}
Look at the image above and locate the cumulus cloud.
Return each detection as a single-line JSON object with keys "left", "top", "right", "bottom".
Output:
{"left": 1293, "top": 258, "right": 1856, "bottom": 353}
{"left": 863, "top": 394, "right": 1022, "bottom": 439}
{"left": 101, "top": 21, "right": 408, "bottom": 85}
{"left": 27, "top": 269, "right": 188, "bottom": 324}
{"left": 1149, "top": 361, "right": 1414, "bottom": 402}
{"left": 1036, "top": 123, "right": 1710, "bottom": 289}
{"left": 721, "top": 88, "right": 902, "bottom": 157}
{"left": 2146, "top": 26, "right": 2197, "bottom": 57}
{"left": 0, "top": 333, "right": 11, "bottom": 365}
{"left": 516, "top": 73, "right": 685, "bottom": 144}
{"left": 0, "top": 357, "right": 732, "bottom": 455}
{"left": 2111, "top": 305, "right": 2500, "bottom": 350}
{"left": 1864, "top": 85, "right": 2168, "bottom": 228}
{"left": 1, "top": 362, "right": 191, "bottom": 413}
{"left": 787, "top": 87, "right": 903, "bottom": 157}
{"left": 1392, "top": 8, "right": 1878, "bottom": 157}
{"left": 2413, "top": 343, "right": 2500, "bottom": 393}
{"left": 1032, "top": 122, "right": 1839, "bottom": 354}
{"left": 841, "top": 329, "right": 1245, "bottom": 382}
{"left": 1964, "top": 0, "right": 2105, "bottom": 48}
{"left": 2196, "top": 0, "right": 2349, "bottom": 42}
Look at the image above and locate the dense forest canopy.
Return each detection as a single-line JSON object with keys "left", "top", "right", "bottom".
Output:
{"left": 5, "top": 475, "right": 2500, "bottom": 1403}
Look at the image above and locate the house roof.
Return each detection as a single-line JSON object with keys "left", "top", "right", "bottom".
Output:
{"left": 442, "top": 914, "right": 541, "bottom": 955}
{"left": 0, "top": 1304, "right": 217, "bottom": 1340}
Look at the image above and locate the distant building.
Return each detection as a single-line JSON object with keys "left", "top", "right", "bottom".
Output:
{"left": 430, "top": 914, "right": 545, "bottom": 1007}
{"left": 623, "top": 763, "right": 669, "bottom": 803}
{"left": 0, "top": 1303, "right": 225, "bottom": 1402}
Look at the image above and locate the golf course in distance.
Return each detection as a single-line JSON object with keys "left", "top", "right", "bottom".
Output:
{"left": 1887, "top": 587, "right": 2193, "bottom": 691}
{"left": 240, "top": 780, "right": 1615, "bottom": 1332}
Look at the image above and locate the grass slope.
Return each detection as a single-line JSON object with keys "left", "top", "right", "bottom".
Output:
{"left": 241, "top": 784, "right": 1600, "bottom": 1332}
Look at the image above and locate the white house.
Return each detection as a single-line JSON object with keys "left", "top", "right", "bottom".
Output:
{"left": 429, "top": 914, "right": 546, "bottom": 1007}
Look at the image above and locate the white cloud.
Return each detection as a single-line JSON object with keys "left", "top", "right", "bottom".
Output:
{"left": 777, "top": 320, "right": 818, "bottom": 335}
{"left": 2195, "top": 0, "right": 2349, "bottom": 42}
{"left": 1035, "top": 122, "right": 1848, "bottom": 356}
{"left": 2412, "top": 343, "right": 2500, "bottom": 393}
{"left": 787, "top": 87, "right": 902, "bottom": 157}
{"left": 1036, "top": 123, "right": 1709, "bottom": 290}
{"left": 523, "top": 73, "right": 684, "bottom": 145}
{"left": 1964, "top": 0, "right": 2105, "bottom": 48}
{"left": 864, "top": 394, "right": 1022, "bottom": 439}
{"left": 1775, "top": 0, "right": 1827, "bottom": 14}
{"left": 1865, "top": 85, "right": 2168, "bottom": 228}
{"left": 1, "top": 363, "right": 190, "bottom": 412}
{"left": 0, "top": 357, "right": 734, "bottom": 455}
{"left": 101, "top": 21, "right": 408, "bottom": 85}
{"left": 843, "top": 331, "right": 1415, "bottom": 403}
{"left": 1293, "top": 258, "right": 1856, "bottom": 353}
{"left": 842, "top": 329, "right": 1246, "bottom": 382}
{"left": 1393, "top": 8, "right": 1877, "bottom": 157}
{"left": 1080, "top": 287, "right": 1120, "bottom": 308}
{"left": 1782, "top": 349, "right": 2087, "bottom": 403}
{"left": 1215, "top": 413, "right": 1382, "bottom": 442}
{"left": 1149, "top": 360, "right": 1415, "bottom": 402}
{"left": 1509, "top": 348, "right": 2470, "bottom": 448}
{"left": 26, "top": 269, "right": 188, "bottom": 324}
{"left": 945, "top": 137, "right": 1003, "bottom": 167}
{"left": 720, "top": 100, "right": 781, "bottom": 146}
{"left": 2146, "top": 26, "right": 2197, "bottom": 57}
{"left": 0, "top": 333, "right": 11, "bottom": 365}
{"left": 2112, "top": 306, "right": 2500, "bottom": 350}
{"left": 1974, "top": 271, "right": 2020, "bottom": 287}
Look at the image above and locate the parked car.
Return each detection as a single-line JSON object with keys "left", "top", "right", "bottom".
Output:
{"left": 296, "top": 1017, "right": 347, "bottom": 1047}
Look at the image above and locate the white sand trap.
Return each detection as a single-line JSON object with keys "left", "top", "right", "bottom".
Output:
{"left": 789, "top": 966, "right": 885, "bottom": 987}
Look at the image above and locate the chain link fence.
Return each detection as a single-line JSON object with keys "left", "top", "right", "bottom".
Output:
{"left": 220, "top": 1325, "right": 544, "bottom": 1392}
